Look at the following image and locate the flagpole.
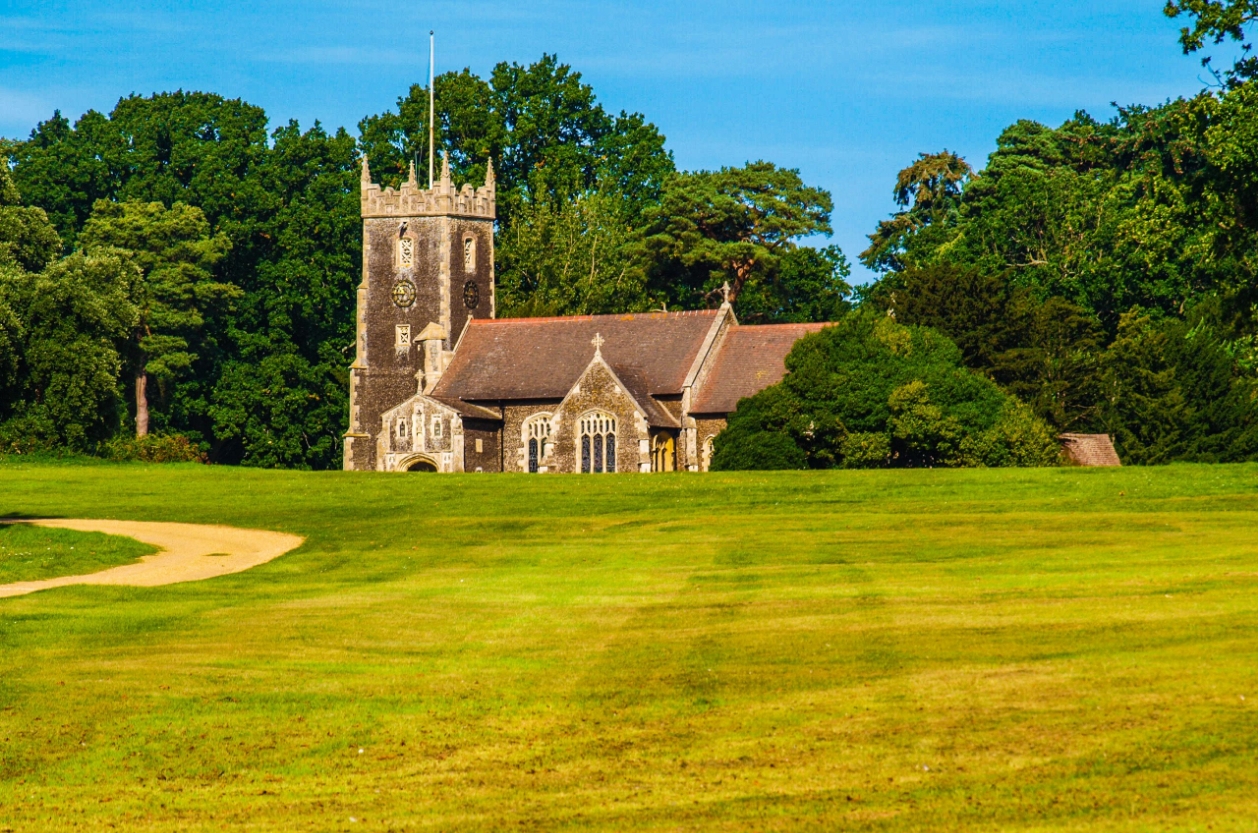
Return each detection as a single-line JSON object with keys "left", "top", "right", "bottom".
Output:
{"left": 428, "top": 30, "right": 435, "bottom": 189}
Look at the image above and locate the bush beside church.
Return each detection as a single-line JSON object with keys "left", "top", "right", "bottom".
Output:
{"left": 712, "top": 311, "right": 1061, "bottom": 471}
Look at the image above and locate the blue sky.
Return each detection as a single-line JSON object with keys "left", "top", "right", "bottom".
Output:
{"left": 0, "top": 1, "right": 1225, "bottom": 282}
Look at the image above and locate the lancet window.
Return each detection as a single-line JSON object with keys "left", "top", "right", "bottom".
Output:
{"left": 524, "top": 414, "right": 552, "bottom": 474}
{"left": 399, "top": 237, "right": 414, "bottom": 268}
{"left": 463, "top": 237, "right": 476, "bottom": 272}
{"left": 579, "top": 412, "right": 617, "bottom": 474}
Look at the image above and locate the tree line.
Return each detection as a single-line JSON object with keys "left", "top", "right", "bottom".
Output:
{"left": 6, "top": 1, "right": 1258, "bottom": 469}
{"left": 712, "top": 1, "right": 1258, "bottom": 468}
{"left": 0, "top": 57, "right": 846, "bottom": 467}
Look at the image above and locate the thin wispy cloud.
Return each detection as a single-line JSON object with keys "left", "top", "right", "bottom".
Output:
{"left": 0, "top": 0, "right": 1219, "bottom": 281}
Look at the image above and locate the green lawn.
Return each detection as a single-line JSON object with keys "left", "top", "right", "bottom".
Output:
{"left": 1, "top": 461, "right": 1257, "bottom": 831}
{"left": 0, "top": 523, "right": 155, "bottom": 584}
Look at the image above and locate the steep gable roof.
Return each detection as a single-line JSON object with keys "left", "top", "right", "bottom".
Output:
{"left": 1060, "top": 433, "right": 1122, "bottom": 467}
{"left": 690, "top": 323, "right": 829, "bottom": 414}
{"left": 432, "top": 310, "right": 722, "bottom": 403}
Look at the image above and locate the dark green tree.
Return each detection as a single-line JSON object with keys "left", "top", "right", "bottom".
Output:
{"left": 0, "top": 252, "right": 136, "bottom": 451}
{"left": 734, "top": 245, "right": 851, "bottom": 324}
{"left": 1165, "top": 0, "right": 1258, "bottom": 84}
{"left": 1100, "top": 307, "right": 1258, "bottom": 463}
{"left": 711, "top": 310, "right": 1059, "bottom": 471}
{"left": 861, "top": 151, "right": 972, "bottom": 274}
{"left": 0, "top": 159, "right": 62, "bottom": 274}
{"left": 9, "top": 94, "right": 362, "bottom": 467}
{"left": 879, "top": 265, "right": 1104, "bottom": 432}
{"left": 495, "top": 180, "right": 651, "bottom": 316}
{"left": 79, "top": 200, "right": 234, "bottom": 437}
{"left": 358, "top": 55, "right": 673, "bottom": 221}
{"left": 640, "top": 161, "right": 834, "bottom": 310}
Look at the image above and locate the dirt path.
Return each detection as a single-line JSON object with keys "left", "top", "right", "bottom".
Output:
{"left": 0, "top": 519, "right": 304, "bottom": 599}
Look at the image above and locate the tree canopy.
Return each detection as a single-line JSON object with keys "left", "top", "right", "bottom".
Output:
{"left": 711, "top": 311, "right": 1059, "bottom": 471}
{"left": 1, "top": 57, "right": 845, "bottom": 466}
{"left": 13, "top": 6, "right": 1256, "bottom": 470}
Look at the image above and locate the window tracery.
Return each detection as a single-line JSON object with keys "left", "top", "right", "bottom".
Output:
{"left": 399, "top": 237, "right": 414, "bottom": 268}
{"left": 579, "top": 412, "right": 617, "bottom": 474}
{"left": 524, "top": 414, "right": 552, "bottom": 473}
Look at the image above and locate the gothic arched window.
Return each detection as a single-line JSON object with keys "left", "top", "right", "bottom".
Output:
{"left": 398, "top": 237, "right": 414, "bottom": 268}
{"left": 579, "top": 412, "right": 617, "bottom": 474}
{"left": 463, "top": 236, "right": 476, "bottom": 272}
{"left": 524, "top": 414, "right": 552, "bottom": 473}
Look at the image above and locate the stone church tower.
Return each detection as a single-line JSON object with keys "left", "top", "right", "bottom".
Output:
{"left": 343, "top": 154, "right": 496, "bottom": 471}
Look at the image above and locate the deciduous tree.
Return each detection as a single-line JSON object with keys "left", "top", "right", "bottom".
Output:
{"left": 79, "top": 200, "right": 234, "bottom": 437}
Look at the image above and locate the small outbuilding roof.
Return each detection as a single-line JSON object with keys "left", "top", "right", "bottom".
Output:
{"left": 1060, "top": 433, "right": 1122, "bottom": 467}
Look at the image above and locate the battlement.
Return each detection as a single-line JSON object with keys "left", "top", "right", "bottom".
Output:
{"left": 360, "top": 153, "right": 495, "bottom": 220}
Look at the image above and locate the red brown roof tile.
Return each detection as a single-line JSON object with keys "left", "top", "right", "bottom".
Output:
{"left": 432, "top": 310, "right": 722, "bottom": 403}
{"left": 1060, "top": 434, "right": 1122, "bottom": 467}
{"left": 690, "top": 323, "right": 829, "bottom": 414}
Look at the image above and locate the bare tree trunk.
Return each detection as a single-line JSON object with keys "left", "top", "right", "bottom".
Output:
{"left": 135, "top": 371, "right": 149, "bottom": 438}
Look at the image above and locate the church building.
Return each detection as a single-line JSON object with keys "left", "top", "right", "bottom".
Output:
{"left": 343, "top": 156, "right": 827, "bottom": 473}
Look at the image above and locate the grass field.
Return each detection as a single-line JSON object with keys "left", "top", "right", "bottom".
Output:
{"left": 1, "top": 461, "right": 1257, "bottom": 831}
{"left": 0, "top": 524, "right": 156, "bottom": 584}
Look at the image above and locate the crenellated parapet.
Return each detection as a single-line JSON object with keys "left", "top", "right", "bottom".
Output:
{"left": 360, "top": 152, "right": 496, "bottom": 220}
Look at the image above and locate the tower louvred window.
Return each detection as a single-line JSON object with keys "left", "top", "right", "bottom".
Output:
{"left": 399, "top": 238, "right": 414, "bottom": 268}
{"left": 464, "top": 237, "right": 475, "bottom": 272}
{"left": 579, "top": 412, "right": 617, "bottom": 474}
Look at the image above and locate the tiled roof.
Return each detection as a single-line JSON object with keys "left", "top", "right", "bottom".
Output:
{"left": 610, "top": 364, "right": 681, "bottom": 428}
{"left": 429, "top": 396, "right": 502, "bottom": 421}
{"left": 690, "top": 323, "right": 828, "bottom": 414}
{"left": 1060, "top": 433, "right": 1122, "bottom": 467}
{"left": 432, "top": 310, "right": 721, "bottom": 403}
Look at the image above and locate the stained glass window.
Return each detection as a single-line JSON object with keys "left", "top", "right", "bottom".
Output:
{"left": 525, "top": 414, "right": 551, "bottom": 473}
{"left": 579, "top": 412, "right": 617, "bottom": 474}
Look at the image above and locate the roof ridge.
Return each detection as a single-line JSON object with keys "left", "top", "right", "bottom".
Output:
{"left": 731, "top": 322, "right": 832, "bottom": 330}
{"left": 481, "top": 309, "right": 721, "bottom": 325}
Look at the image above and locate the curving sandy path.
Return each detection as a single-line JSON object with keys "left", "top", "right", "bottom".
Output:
{"left": 0, "top": 519, "right": 304, "bottom": 599}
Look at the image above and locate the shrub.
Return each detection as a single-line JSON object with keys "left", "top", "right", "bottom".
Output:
{"left": 713, "top": 309, "right": 1059, "bottom": 470}
{"left": 102, "top": 434, "right": 207, "bottom": 464}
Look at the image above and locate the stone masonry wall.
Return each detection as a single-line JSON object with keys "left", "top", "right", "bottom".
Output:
{"left": 549, "top": 363, "right": 650, "bottom": 474}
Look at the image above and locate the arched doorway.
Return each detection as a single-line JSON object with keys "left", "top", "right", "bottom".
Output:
{"left": 398, "top": 454, "right": 439, "bottom": 472}
{"left": 652, "top": 433, "right": 676, "bottom": 472}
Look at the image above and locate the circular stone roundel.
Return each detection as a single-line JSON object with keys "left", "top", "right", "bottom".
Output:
{"left": 463, "top": 280, "right": 480, "bottom": 309}
{"left": 391, "top": 280, "right": 417, "bottom": 308}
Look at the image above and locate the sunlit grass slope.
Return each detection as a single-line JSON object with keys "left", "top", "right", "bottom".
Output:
{"left": 0, "top": 523, "right": 155, "bottom": 584}
{"left": 1, "top": 461, "right": 1258, "bottom": 831}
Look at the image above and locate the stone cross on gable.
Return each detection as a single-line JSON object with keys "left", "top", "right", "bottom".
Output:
{"left": 591, "top": 332, "right": 605, "bottom": 359}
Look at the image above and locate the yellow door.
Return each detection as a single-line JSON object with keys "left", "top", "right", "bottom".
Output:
{"left": 652, "top": 434, "right": 676, "bottom": 472}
